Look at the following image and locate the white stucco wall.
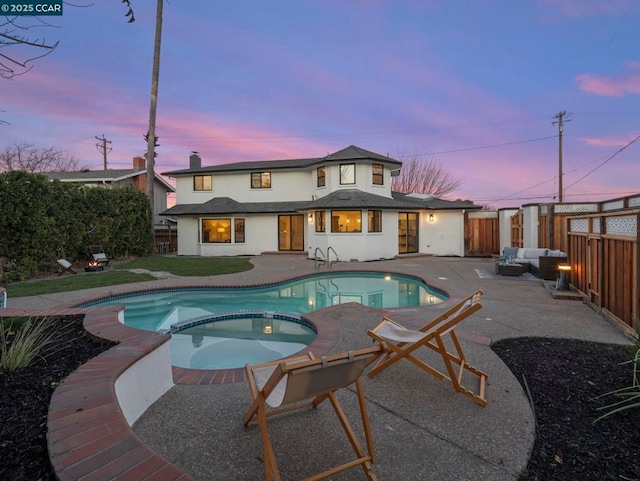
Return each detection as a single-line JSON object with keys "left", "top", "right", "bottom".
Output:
{"left": 522, "top": 205, "right": 539, "bottom": 248}
{"left": 178, "top": 215, "right": 300, "bottom": 257}
{"left": 174, "top": 170, "right": 313, "bottom": 204}
{"left": 315, "top": 163, "right": 393, "bottom": 198}
{"left": 114, "top": 340, "right": 174, "bottom": 425}
{"left": 307, "top": 210, "right": 398, "bottom": 261}
{"left": 498, "top": 208, "right": 520, "bottom": 253}
{"left": 420, "top": 211, "right": 465, "bottom": 256}
{"left": 176, "top": 217, "right": 199, "bottom": 255}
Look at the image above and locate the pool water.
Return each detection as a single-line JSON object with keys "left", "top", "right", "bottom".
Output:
{"left": 170, "top": 314, "right": 316, "bottom": 369}
{"left": 84, "top": 271, "right": 446, "bottom": 369}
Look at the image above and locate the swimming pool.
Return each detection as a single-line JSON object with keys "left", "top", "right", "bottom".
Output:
{"left": 83, "top": 271, "right": 446, "bottom": 369}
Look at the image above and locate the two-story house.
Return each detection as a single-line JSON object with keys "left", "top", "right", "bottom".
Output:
{"left": 162, "top": 145, "right": 480, "bottom": 261}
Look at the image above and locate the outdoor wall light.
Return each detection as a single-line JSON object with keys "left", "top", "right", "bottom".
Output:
{"left": 428, "top": 214, "right": 435, "bottom": 223}
{"left": 308, "top": 212, "right": 314, "bottom": 224}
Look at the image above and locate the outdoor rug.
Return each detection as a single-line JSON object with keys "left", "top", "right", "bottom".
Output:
{"left": 474, "top": 268, "right": 540, "bottom": 281}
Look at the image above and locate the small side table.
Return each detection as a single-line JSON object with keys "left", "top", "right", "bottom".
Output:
{"left": 495, "top": 263, "right": 524, "bottom": 276}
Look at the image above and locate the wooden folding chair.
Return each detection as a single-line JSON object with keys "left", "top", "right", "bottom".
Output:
{"left": 243, "top": 344, "right": 386, "bottom": 481}
{"left": 367, "top": 289, "right": 488, "bottom": 407}
{"left": 56, "top": 259, "right": 77, "bottom": 276}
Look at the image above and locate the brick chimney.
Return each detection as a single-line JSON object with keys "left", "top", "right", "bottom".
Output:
{"left": 190, "top": 152, "right": 201, "bottom": 169}
{"left": 132, "top": 156, "right": 147, "bottom": 193}
{"left": 133, "top": 156, "right": 145, "bottom": 169}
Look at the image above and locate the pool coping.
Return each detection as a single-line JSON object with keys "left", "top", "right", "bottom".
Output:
{"left": 4, "top": 270, "right": 449, "bottom": 480}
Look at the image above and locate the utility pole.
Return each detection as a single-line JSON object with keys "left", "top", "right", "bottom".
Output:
{"left": 552, "top": 111, "right": 571, "bottom": 202}
{"left": 146, "top": 0, "right": 163, "bottom": 238}
{"left": 95, "top": 134, "right": 112, "bottom": 170}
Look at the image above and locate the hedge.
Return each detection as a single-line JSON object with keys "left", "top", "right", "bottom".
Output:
{"left": 0, "top": 171, "right": 153, "bottom": 283}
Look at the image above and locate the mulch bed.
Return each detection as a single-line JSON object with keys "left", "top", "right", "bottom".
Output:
{"left": 492, "top": 337, "right": 640, "bottom": 481}
{"left": 1, "top": 318, "right": 639, "bottom": 481}
{"left": 0, "top": 316, "right": 114, "bottom": 481}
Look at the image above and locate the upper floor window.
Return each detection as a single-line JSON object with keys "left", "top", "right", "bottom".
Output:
{"left": 368, "top": 210, "right": 382, "bottom": 232}
{"left": 315, "top": 211, "right": 326, "bottom": 232}
{"left": 339, "top": 164, "right": 355, "bottom": 185}
{"left": 372, "top": 164, "right": 383, "bottom": 185}
{"left": 331, "top": 210, "right": 362, "bottom": 233}
{"left": 251, "top": 172, "right": 271, "bottom": 189}
{"left": 194, "top": 175, "right": 212, "bottom": 191}
{"left": 317, "top": 166, "right": 326, "bottom": 187}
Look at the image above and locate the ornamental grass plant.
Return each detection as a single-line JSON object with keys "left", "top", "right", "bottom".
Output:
{"left": 0, "top": 317, "right": 57, "bottom": 372}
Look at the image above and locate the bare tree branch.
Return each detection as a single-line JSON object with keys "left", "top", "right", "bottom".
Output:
{"left": 0, "top": 16, "right": 59, "bottom": 79}
{"left": 392, "top": 154, "right": 462, "bottom": 198}
{"left": 1, "top": 2, "right": 136, "bottom": 121}
{"left": 0, "top": 141, "right": 84, "bottom": 172}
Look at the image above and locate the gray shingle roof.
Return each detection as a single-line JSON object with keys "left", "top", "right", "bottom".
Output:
{"left": 161, "top": 189, "right": 480, "bottom": 216}
{"left": 162, "top": 197, "right": 312, "bottom": 216}
{"left": 162, "top": 145, "right": 402, "bottom": 176}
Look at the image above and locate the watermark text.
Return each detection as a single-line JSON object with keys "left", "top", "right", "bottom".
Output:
{"left": 0, "top": 1, "right": 63, "bottom": 15}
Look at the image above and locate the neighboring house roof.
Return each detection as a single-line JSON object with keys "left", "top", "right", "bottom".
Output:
{"left": 43, "top": 169, "right": 176, "bottom": 193}
{"left": 162, "top": 145, "right": 403, "bottom": 177}
{"left": 393, "top": 192, "right": 481, "bottom": 210}
{"left": 161, "top": 189, "right": 480, "bottom": 217}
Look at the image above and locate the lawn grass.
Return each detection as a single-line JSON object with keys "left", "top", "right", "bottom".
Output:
{"left": 4, "top": 256, "right": 254, "bottom": 298}
{"left": 5, "top": 271, "right": 157, "bottom": 298}
{"left": 113, "top": 256, "right": 253, "bottom": 277}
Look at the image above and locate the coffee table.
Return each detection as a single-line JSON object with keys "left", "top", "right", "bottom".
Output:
{"left": 495, "top": 262, "right": 524, "bottom": 276}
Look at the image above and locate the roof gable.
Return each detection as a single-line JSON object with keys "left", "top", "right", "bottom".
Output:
{"left": 322, "top": 145, "right": 401, "bottom": 166}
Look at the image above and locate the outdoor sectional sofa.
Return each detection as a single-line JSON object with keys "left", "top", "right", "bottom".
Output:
{"left": 503, "top": 247, "right": 568, "bottom": 280}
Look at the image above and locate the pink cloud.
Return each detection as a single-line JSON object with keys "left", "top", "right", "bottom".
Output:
{"left": 579, "top": 135, "right": 636, "bottom": 148}
{"left": 575, "top": 72, "right": 640, "bottom": 97}
{"left": 538, "top": 0, "right": 632, "bottom": 18}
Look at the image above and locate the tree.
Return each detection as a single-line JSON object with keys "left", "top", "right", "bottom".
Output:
{"left": 0, "top": 141, "right": 83, "bottom": 172}
{"left": 391, "top": 155, "right": 462, "bottom": 198}
{"left": 145, "top": 0, "right": 163, "bottom": 238}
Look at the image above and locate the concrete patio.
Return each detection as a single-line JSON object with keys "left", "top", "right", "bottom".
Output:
{"left": 8, "top": 255, "right": 633, "bottom": 480}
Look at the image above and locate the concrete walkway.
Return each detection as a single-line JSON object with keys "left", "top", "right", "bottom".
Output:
{"left": 9, "top": 255, "right": 632, "bottom": 480}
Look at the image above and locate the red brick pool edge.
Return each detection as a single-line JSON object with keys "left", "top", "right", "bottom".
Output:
{"left": 2, "top": 300, "right": 350, "bottom": 480}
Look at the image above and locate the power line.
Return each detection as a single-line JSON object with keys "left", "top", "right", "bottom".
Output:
{"left": 475, "top": 190, "right": 640, "bottom": 204}
{"left": 398, "top": 135, "right": 557, "bottom": 158}
{"left": 563, "top": 132, "right": 640, "bottom": 191}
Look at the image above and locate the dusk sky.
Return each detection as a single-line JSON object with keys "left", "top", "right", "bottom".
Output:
{"left": 2, "top": 0, "right": 639, "bottom": 208}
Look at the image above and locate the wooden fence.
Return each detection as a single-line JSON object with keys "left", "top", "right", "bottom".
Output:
{"left": 502, "top": 197, "right": 639, "bottom": 336}
{"left": 464, "top": 212, "right": 499, "bottom": 257}
{"left": 154, "top": 225, "right": 178, "bottom": 254}
{"left": 567, "top": 200, "right": 639, "bottom": 336}
{"left": 510, "top": 210, "right": 523, "bottom": 247}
